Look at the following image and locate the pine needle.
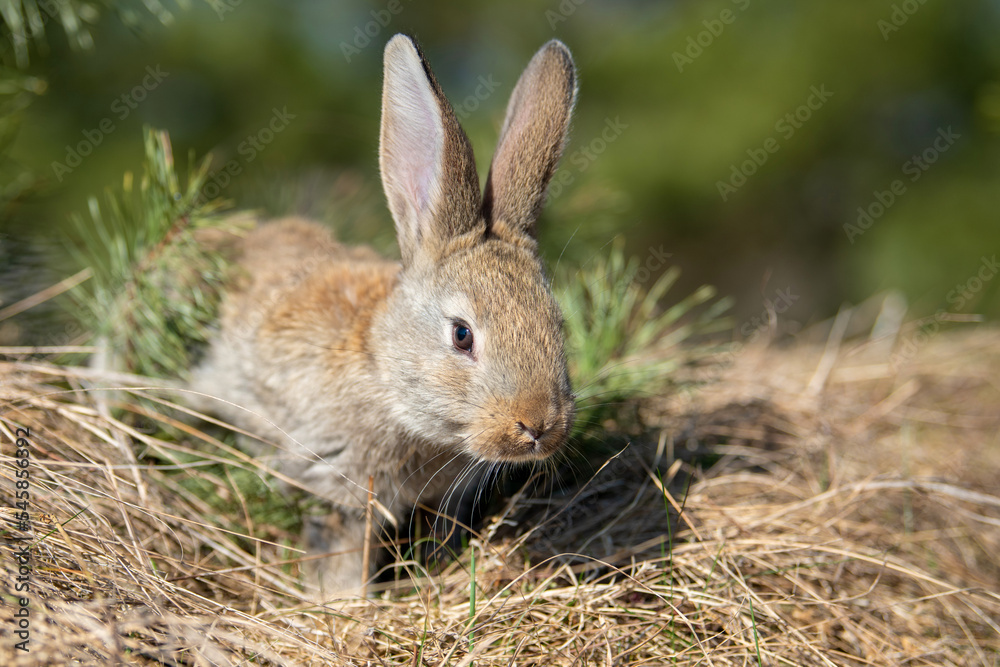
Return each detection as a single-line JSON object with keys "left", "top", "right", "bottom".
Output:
{"left": 66, "top": 127, "right": 253, "bottom": 378}
{"left": 556, "top": 238, "right": 731, "bottom": 438}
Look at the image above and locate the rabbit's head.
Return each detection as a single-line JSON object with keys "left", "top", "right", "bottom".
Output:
{"left": 375, "top": 35, "right": 577, "bottom": 464}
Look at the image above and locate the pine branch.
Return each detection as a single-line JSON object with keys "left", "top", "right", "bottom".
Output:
{"left": 68, "top": 126, "right": 253, "bottom": 379}
{"left": 0, "top": 0, "right": 210, "bottom": 68}
{"left": 556, "top": 239, "right": 731, "bottom": 439}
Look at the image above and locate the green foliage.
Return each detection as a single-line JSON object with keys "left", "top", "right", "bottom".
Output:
{"left": 174, "top": 454, "right": 302, "bottom": 537}
{"left": 0, "top": 0, "right": 206, "bottom": 67}
{"left": 0, "top": 0, "right": 209, "bottom": 328}
{"left": 6, "top": 2, "right": 999, "bottom": 323}
{"left": 1, "top": 0, "right": 97, "bottom": 67}
{"left": 67, "top": 127, "right": 250, "bottom": 378}
{"left": 0, "top": 68, "right": 42, "bottom": 212}
{"left": 557, "top": 240, "right": 731, "bottom": 438}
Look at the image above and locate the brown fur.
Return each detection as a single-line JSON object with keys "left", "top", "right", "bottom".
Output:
{"left": 189, "top": 35, "right": 578, "bottom": 598}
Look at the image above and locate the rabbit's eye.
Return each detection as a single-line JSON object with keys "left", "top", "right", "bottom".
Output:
{"left": 452, "top": 322, "right": 474, "bottom": 353}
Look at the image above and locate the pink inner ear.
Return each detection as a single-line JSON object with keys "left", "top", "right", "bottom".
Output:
{"left": 383, "top": 42, "right": 444, "bottom": 229}
{"left": 396, "top": 77, "right": 443, "bottom": 215}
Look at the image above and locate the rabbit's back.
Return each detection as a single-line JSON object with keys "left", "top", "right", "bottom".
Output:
{"left": 190, "top": 218, "right": 400, "bottom": 474}
{"left": 227, "top": 217, "right": 390, "bottom": 314}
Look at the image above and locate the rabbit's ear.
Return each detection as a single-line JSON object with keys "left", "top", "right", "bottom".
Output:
{"left": 482, "top": 40, "right": 576, "bottom": 241}
{"left": 380, "top": 34, "right": 482, "bottom": 266}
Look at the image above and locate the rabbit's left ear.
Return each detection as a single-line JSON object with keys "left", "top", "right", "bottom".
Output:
{"left": 380, "top": 34, "right": 482, "bottom": 267}
{"left": 482, "top": 40, "right": 577, "bottom": 241}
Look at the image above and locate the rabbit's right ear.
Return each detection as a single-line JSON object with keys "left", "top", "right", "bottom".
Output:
{"left": 380, "top": 35, "right": 482, "bottom": 267}
{"left": 482, "top": 40, "right": 576, "bottom": 242}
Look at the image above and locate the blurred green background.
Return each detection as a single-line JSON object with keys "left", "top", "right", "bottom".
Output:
{"left": 2, "top": 0, "right": 999, "bottom": 347}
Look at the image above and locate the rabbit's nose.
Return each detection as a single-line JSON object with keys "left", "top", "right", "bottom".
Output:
{"left": 516, "top": 420, "right": 544, "bottom": 442}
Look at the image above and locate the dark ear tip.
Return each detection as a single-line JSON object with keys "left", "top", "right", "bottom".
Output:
{"left": 539, "top": 39, "right": 575, "bottom": 67}
{"left": 534, "top": 40, "right": 577, "bottom": 105}
{"left": 535, "top": 40, "right": 577, "bottom": 98}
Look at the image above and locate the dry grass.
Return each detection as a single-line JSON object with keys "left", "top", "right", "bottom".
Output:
{"left": 1, "top": 325, "right": 999, "bottom": 665}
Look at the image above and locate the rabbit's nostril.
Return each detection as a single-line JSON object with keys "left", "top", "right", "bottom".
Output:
{"left": 516, "top": 421, "right": 543, "bottom": 441}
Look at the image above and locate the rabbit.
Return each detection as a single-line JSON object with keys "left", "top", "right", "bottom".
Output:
{"left": 188, "top": 33, "right": 578, "bottom": 596}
